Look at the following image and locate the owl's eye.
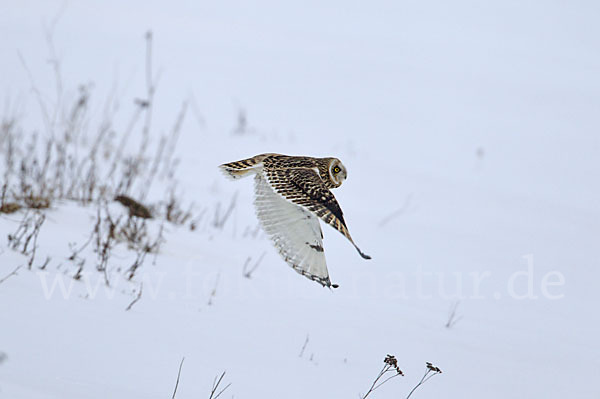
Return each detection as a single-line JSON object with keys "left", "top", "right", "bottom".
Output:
{"left": 333, "top": 166, "right": 341, "bottom": 174}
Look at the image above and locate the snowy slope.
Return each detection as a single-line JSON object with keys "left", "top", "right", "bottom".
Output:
{"left": 1, "top": 1, "right": 600, "bottom": 398}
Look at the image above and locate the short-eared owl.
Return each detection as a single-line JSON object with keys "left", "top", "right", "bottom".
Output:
{"left": 220, "top": 153, "right": 370, "bottom": 288}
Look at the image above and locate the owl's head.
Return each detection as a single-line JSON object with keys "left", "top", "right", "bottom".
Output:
{"left": 327, "top": 158, "right": 347, "bottom": 188}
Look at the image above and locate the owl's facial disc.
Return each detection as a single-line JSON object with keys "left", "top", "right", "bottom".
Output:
{"left": 330, "top": 159, "right": 347, "bottom": 186}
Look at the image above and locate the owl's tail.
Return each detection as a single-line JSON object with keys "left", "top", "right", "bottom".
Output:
{"left": 219, "top": 154, "right": 273, "bottom": 180}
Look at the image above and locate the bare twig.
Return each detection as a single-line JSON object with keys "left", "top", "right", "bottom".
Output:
{"left": 2, "top": 31, "right": 198, "bottom": 303}
{"left": 17, "top": 52, "right": 52, "bottom": 134}
{"left": 42, "top": 3, "right": 67, "bottom": 128}
{"left": 159, "top": 101, "right": 187, "bottom": 181}
{"left": 7, "top": 211, "right": 46, "bottom": 269}
{"left": 242, "top": 223, "right": 261, "bottom": 239}
{"left": 171, "top": 357, "right": 185, "bottom": 399}
{"left": 163, "top": 187, "right": 194, "bottom": 225}
{"left": 73, "top": 259, "right": 85, "bottom": 280}
{"left": 136, "top": 30, "right": 161, "bottom": 165}
{"left": 26, "top": 212, "right": 45, "bottom": 269}
{"left": 212, "top": 193, "right": 237, "bottom": 229}
{"left": 207, "top": 273, "right": 220, "bottom": 306}
{"left": 0, "top": 265, "right": 23, "bottom": 285}
{"left": 209, "top": 371, "right": 231, "bottom": 399}
{"left": 94, "top": 204, "right": 118, "bottom": 287}
{"left": 125, "top": 283, "right": 143, "bottom": 311}
{"left": 445, "top": 300, "right": 462, "bottom": 329}
{"left": 298, "top": 334, "right": 309, "bottom": 358}
{"left": 379, "top": 194, "right": 412, "bottom": 227}
{"left": 68, "top": 232, "right": 95, "bottom": 261}
{"left": 38, "top": 256, "right": 51, "bottom": 270}
{"left": 242, "top": 252, "right": 265, "bottom": 279}
{"left": 361, "top": 355, "right": 404, "bottom": 399}
{"left": 405, "top": 362, "right": 442, "bottom": 399}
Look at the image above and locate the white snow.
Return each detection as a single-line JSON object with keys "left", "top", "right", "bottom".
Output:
{"left": 1, "top": 1, "right": 599, "bottom": 398}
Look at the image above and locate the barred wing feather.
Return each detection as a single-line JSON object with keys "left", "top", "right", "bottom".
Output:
{"left": 264, "top": 168, "right": 371, "bottom": 260}
{"left": 254, "top": 173, "right": 334, "bottom": 287}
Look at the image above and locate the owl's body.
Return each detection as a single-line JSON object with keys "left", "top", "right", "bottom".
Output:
{"left": 220, "top": 153, "right": 370, "bottom": 288}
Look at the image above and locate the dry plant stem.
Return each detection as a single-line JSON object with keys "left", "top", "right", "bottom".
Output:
{"left": 17, "top": 52, "right": 52, "bottom": 133}
{"left": 141, "top": 100, "right": 188, "bottom": 201}
{"left": 68, "top": 231, "right": 95, "bottom": 261}
{"left": 38, "top": 256, "right": 51, "bottom": 270}
{"left": 127, "top": 251, "right": 147, "bottom": 280}
{"left": 26, "top": 213, "right": 45, "bottom": 269}
{"left": 94, "top": 203, "right": 119, "bottom": 287}
{"left": 125, "top": 283, "right": 143, "bottom": 311}
{"left": 212, "top": 193, "right": 237, "bottom": 229}
{"left": 107, "top": 32, "right": 156, "bottom": 183}
{"left": 171, "top": 357, "right": 185, "bottom": 399}
{"left": 22, "top": 213, "right": 44, "bottom": 256}
{"left": 0, "top": 265, "right": 23, "bottom": 284}
{"left": 138, "top": 31, "right": 157, "bottom": 160}
{"left": 207, "top": 273, "right": 220, "bottom": 306}
{"left": 42, "top": 1, "right": 67, "bottom": 122}
{"left": 379, "top": 194, "right": 412, "bottom": 227}
{"left": 242, "top": 252, "right": 265, "bottom": 279}
{"left": 2, "top": 31, "right": 208, "bottom": 295}
{"left": 242, "top": 223, "right": 261, "bottom": 239}
{"left": 298, "top": 334, "right": 309, "bottom": 358}
{"left": 7, "top": 211, "right": 46, "bottom": 269}
{"left": 362, "top": 364, "right": 401, "bottom": 399}
{"left": 141, "top": 135, "right": 166, "bottom": 201}
{"left": 73, "top": 259, "right": 85, "bottom": 280}
{"left": 128, "top": 219, "right": 165, "bottom": 280}
{"left": 209, "top": 371, "right": 231, "bottom": 399}
{"left": 159, "top": 101, "right": 187, "bottom": 180}
{"left": 1, "top": 181, "right": 8, "bottom": 208}
{"left": 361, "top": 355, "right": 404, "bottom": 399}
{"left": 7, "top": 212, "right": 31, "bottom": 251}
{"left": 445, "top": 300, "right": 462, "bottom": 328}
{"left": 405, "top": 366, "right": 442, "bottom": 399}
{"left": 164, "top": 188, "right": 194, "bottom": 225}
{"left": 107, "top": 106, "right": 143, "bottom": 180}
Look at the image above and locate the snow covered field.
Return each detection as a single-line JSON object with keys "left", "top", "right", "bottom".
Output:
{"left": 1, "top": 1, "right": 599, "bottom": 398}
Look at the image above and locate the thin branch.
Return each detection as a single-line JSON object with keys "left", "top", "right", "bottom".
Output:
{"left": 445, "top": 300, "right": 463, "bottom": 329}
{"left": 379, "top": 194, "right": 413, "bottom": 227}
{"left": 209, "top": 371, "right": 231, "bottom": 399}
{"left": 298, "top": 334, "right": 309, "bottom": 358}
{"left": 0, "top": 265, "right": 23, "bottom": 284}
{"left": 212, "top": 193, "right": 237, "bottom": 229}
{"left": 16, "top": 51, "right": 52, "bottom": 134}
{"left": 361, "top": 355, "right": 404, "bottom": 399}
{"left": 125, "top": 283, "right": 143, "bottom": 311}
{"left": 242, "top": 252, "right": 265, "bottom": 279}
{"left": 68, "top": 230, "right": 95, "bottom": 261}
{"left": 372, "top": 373, "right": 402, "bottom": 391}
{"left": 26, "top": 212, "right": 45, "bottom": 269}
{"left": 171, "top": 357, "right": 185, "bottom": 399}
{"left": 405, "top": 363, "right": 442, "bottom": 399}
{"left": 207, "top": 273, "right": 220, "bottom": 306}
{"left": 405, "top": 370, "right": 429, "bottom": 399}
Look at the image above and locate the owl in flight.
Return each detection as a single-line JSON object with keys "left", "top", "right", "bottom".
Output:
{"left": 219, "top": 153, "right": 370, "bottom": 288}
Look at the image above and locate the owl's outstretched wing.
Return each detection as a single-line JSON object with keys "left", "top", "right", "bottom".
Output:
{"left": 254, "top": 173, "right": 335, "bottom": 287}
{"left": 263, "top": 168, "right": 371, "bottom": 260}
